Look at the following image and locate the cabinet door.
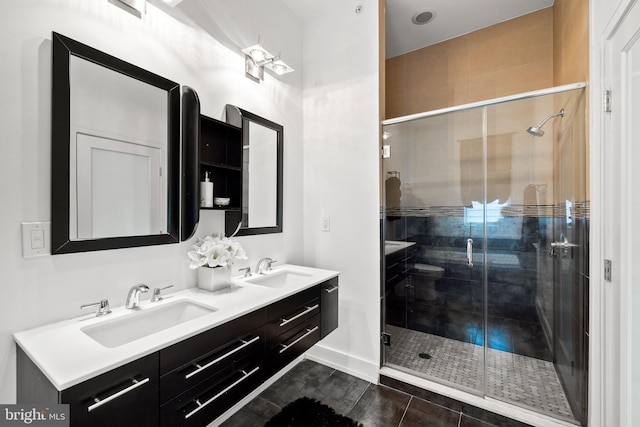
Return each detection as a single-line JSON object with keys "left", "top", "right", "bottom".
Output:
{"left": 320, "top": 277, "right": 339, "bottom": 338}
{"left": 61, "top": 353, "right": 159, "bottom": 427}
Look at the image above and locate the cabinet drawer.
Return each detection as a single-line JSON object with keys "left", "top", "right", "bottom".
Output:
{"left": 160, "top": 307, "right": 265, "bottom": 375}
{"left": 266, "top": 314, "right": 321, "bottom": 373}
{"left": 266, "top": 297, "right": 320, "bottom": 341}
{"left": 160, "top": 328, "right": 263, "bottom": 403}
{"left": 160, "top": 357, "right": 263, "bottom": 427}
{"left": 266, "top": 285, "right": 319, "bottom": 325}
{"left": 61, "top": 353, "right": 158, "bottom": 427}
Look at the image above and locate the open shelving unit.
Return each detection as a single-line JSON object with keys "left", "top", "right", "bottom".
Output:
{"left": 199, "top": 115, "right": 242, "bottom": 211}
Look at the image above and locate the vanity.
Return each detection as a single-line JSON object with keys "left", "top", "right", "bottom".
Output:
{"left": 15, "top": 265, "right": 339, "bottom": 427}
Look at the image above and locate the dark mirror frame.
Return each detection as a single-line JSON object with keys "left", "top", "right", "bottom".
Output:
{"left": 51, "top": 32, "right": 181, "bottom": 254}
{"left": 225, "top": 106, "right": 283, "bottom": 236}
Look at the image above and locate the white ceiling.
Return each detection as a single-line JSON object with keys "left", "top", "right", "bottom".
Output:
{"left": 281, "top": 0, "right": 554, "bottom": 59}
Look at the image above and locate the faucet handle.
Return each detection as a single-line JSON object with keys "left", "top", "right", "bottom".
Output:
{"left": 81, "top": 299, "right": 112, "bottom": 316}
{"left": 266, "top": 259, "right": 277, "bottom": 270}
{"left": 239, "top": 267, "right": 251, "bottom": 277}
{"left": 151, "top": 285, "right": 173, "bottom": 302}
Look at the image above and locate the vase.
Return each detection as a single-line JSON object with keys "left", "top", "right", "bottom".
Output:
{"left": 197, "top": 266, "right": 232, "bottom": 292}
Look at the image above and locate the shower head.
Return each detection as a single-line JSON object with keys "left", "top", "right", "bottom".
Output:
{"left": 526, "top": 109, "right": 565, "bottom": 137}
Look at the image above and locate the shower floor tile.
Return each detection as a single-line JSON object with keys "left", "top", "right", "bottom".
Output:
{"left": 384, "top": 325, "right": 575, "bottom": 422}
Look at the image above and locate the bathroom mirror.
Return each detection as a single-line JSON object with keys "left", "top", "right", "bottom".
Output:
{"left": 224, "top": 106, "right": 283, "bottom": 236}
{"left": 51, "top": 32, "right": 181, "bottom": 254}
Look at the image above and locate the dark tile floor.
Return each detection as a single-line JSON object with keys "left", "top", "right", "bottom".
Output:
{"left": 221, "top": 359, "right": 500, "bottom": 427}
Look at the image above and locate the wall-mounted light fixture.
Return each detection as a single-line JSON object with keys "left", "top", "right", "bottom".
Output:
{"left": 108, "top": 0, "right": 146, "bottom": 18}
{"left": 242, "top": 40, "right": 294, "bottom": 82}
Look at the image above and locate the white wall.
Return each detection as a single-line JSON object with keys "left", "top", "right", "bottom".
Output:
{"left": 0, "top": 0, "right": 303, "bottom": 403}
{"left": 301, "top": 1, "right": 381, "bottom": 382}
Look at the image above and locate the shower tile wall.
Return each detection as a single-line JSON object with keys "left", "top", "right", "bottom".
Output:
{"left": 385, "top": 214, "right": 554, "bottom": 361}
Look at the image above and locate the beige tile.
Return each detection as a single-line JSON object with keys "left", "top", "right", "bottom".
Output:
{"left": 385, "top": 95, "right": 405, "bottom": 120}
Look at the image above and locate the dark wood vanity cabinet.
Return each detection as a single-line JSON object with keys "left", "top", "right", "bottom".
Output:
{"left": 199, "top": 115, "right": 242, "bottom": 211}
{"left": 265, "top": 286, "right": 322, "bottom": 372}
{"left": 159, "top": 309, "right": 266, "bottom": 427}
{"left": 17, "top": 347, "right": 159, "bottom": 427}
{"left": 17, "top": 278, "right": 338, "bottom": 427}
{"left": 320, "top": 277, "right": 339, "bottom": 338}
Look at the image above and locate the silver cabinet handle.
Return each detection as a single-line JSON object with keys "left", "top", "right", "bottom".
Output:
{"left": 184, "top": 336, "right": 260, "bottom": 380}
{"left": 324, "top": 286, "right": 339, "bottom": 294}
{"left": 87, "top": 377, "right": 150, "bottom": 412}
{"left": 184, "top": 366, "right": 260, "bottom": 419}
{"left": 279, "top": 304, "right": 319, "bottom": 327}
{"left": 467, "top": 238, "right": 473, "bottom": 268}
{"left": 279, "top": 326, "right": 319, "bottom": 354}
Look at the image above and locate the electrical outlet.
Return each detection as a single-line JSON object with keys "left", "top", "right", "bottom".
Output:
{"left": 321, "top": 216, "right": 330, "bottom": 232}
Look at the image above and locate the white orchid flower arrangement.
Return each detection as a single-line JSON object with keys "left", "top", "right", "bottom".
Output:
{"left": 188, "top": 234, "right": 247, "bottom": 269}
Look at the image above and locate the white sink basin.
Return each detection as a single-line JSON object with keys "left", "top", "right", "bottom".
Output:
{"left": 384, "top": 240, "right": 417, "bottom": 255}
{"left": 81, "top": 300, "right": 217, "bottom": 348}
{"left": 245, "top": 269, "right": 313, "bottom": 288}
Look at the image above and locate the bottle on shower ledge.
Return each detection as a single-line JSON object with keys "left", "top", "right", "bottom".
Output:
{"left": 200, "top": 171, "right": 214, "bottom": 208}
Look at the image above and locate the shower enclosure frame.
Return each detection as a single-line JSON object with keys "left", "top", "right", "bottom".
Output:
{"left": 380, "top": 82, "right": 588, "bottom": 425}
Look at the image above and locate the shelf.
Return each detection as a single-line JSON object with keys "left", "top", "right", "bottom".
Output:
{"left": 200, "top": 161, "right": 242, "bottom": 172}
{"left": 200, "top": 207, "right": 240, "bottom": 211}
{"left": 199, "top": 114, "right": 243, "bottom": 211}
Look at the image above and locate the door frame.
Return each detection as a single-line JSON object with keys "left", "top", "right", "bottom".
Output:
{"left": 592, "top": 0, "right": 640, "bottom": 425}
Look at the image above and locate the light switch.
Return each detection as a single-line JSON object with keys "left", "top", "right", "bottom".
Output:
{"left": 21, "top": 222, "right": 51, "bottom": 257}
{"left": 31, "top": 229, "right": 45, "bottom": 249}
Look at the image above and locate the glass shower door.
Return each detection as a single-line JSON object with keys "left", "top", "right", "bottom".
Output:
{"left": 483, "top": 90, "right": 586, "bottom": 423}
{"left": 381, "top": 86, "right": 586, "bottom": 424}
{"left": 382, "top": 107, "right": 486, "bottom": 395}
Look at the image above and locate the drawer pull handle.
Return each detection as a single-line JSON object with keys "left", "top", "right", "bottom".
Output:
{"left": 184, "top": 366, "right": 260, "bottom": 419}
{"left": 279, "top": 304, "right": 319, "bottom": 327}
{"left": 324, "top": 286, "right": 339, "bottom": 294}
{"left": 87, "top": 377, "right": 150, "bottom": 412}
{"left": 185, "top": 335, "right": 260, "bottom": 380}
{"left": 279, "top": 326, "right": 319, "bottom": 354}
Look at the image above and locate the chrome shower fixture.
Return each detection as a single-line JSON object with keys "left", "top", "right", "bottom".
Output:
{"left": 527, "top": 109, "right": 565, "bottom": 137}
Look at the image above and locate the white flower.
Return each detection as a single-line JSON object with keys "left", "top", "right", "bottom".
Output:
{"left": 188, "top": 234, "right": 248, "bottom": 269}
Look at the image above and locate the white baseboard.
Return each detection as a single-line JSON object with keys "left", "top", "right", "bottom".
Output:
{"left": 305, "top": 343, "right": 379, "bottom": 384}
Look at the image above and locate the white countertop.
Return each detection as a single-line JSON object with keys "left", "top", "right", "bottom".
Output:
{"left": 384, "top": 240, "right": 417, "bottom": 255}
{"left": 13, "top": 264, "right": 339, "bottom": 391}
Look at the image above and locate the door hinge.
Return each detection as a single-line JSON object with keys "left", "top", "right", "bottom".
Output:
{"left": 604, "top": 90, "right": 611, "bottom": 113}
{"left": 604, "top": 259, "right": 612, "bottom": 282}
{"left": 381, "top": 332, "right": 391, "bottom": 346}
{"left": 381, "top": 145, "right": 390, "bottom": 159}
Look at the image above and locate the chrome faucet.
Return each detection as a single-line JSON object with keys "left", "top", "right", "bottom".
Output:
{"left": 256, "top": 258, "right": 276, "bottom": 274}
{"left": 125, "top": 284, "right": 149, "bottom": 309}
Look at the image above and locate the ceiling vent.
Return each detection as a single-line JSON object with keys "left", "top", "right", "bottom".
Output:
{"left": 412, "top": 9, "right": 436, "bottom": 25}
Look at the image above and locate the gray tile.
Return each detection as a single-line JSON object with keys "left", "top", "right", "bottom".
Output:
{"left": 348, "top": 384, "right": 411, "bottom": 427}
{"left": 384, "top": 325, "right": 574, "bottom": 420}
{"left": 459, "top": 414, "right": 499, "bottom": 427}
{"left": 221, "top": 396, "right": 279, "bottom": 426}
{"left": 311, "top": 370, "right": 371, "bottom": 415}
{"left": 400, "top": 397, "right": 460, "bottom": 427}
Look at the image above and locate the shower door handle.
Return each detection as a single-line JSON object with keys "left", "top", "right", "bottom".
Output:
{"left": 549, "top": 233, "right": 578, "bottom": 256}
{"left": 467, "top": 239, "right": 473, "bottom": 268}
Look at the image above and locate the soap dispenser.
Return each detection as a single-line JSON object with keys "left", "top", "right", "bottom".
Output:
{"left": 200, "top": 171, "right": 214, "bottom": 208}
